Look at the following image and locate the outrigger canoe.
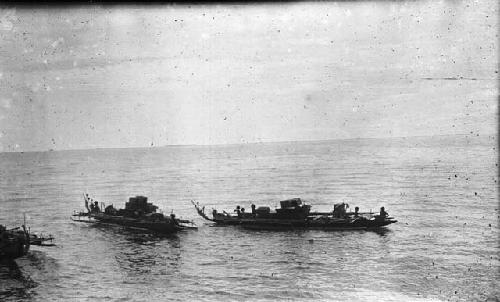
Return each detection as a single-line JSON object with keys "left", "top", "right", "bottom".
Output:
{"left": 192, "top": 198, "right": 397, "bottom": 230}
{"left": 0, "top": 225, "right": 30, "bottom": 260}
{"left": 0, "top": 224, "right": 54, "bottom": 260}
{"left": 72, "top": 194, "right": 197, "bottom": 234}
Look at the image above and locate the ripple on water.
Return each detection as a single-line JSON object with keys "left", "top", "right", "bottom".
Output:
{"left": 0, "top": 136, "right": 498, "bottom": 301}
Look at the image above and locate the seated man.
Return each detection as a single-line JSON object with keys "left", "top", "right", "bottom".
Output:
{"left": 170, "top": 214, "right": 180, "bottom": 226}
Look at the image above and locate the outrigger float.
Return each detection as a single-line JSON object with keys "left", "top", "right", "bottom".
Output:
{"left": 192, "top": 198, "right": 397, "bottom": 230}
{"left": 72, "top": 194, "right": 197, "bottom": 234}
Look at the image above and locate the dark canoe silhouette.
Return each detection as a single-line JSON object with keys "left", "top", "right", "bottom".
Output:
{"left": 72, "top": 194, "right": 197, "bottom": 234}
{"left": 192, "top": 198, "right": 397, "bottom": 230}
{"left": 0, "top": 225, "right": 30, "bottom": 260}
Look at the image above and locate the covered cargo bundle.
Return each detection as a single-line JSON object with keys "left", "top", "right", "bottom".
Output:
{"left": 126, "top": 196, "right": 147, "bottom": 209}
{"left": 279, "top": 198, "right": 302, "bottom": 209}
{"left": 276, "top": 198, "right": 310, "bottom": 219}
{"left": 255, "top": 206, "right": 271, "bottom": 214}
{"left": 332, "top": 203, "right": 348, "bottom": 218}
{"left": 125, "top": 196, "right": 158, "bottom": 214}
{"left": 255, "top": 206, "right": 271, "bottom": 218}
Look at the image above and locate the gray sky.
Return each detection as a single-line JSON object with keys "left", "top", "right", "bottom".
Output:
{"left": 0, "top": 1, "right": 497, "bottom": 152}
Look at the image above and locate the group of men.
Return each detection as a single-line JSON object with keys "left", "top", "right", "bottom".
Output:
{"left": 234, "top": 204, "right": 257, "bottom": 218}
{"left": 85, "top": 194, "right": 101, "bottom": 213}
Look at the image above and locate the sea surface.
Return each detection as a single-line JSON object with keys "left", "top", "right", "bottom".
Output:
{"left": 0, "top": 135, "right": 498, "bottom": 302}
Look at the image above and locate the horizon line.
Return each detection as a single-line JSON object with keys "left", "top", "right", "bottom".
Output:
{"left": 0, "top": 132, "right": 494, "bottom": 154}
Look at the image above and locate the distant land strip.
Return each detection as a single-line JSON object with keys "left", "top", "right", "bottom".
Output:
{"left": 421, "top": 77, "right": 484, "bottom": 81}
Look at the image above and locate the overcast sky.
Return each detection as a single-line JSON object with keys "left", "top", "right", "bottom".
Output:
{"left": 0, "top": 1, "right": 497, "bottom": 152}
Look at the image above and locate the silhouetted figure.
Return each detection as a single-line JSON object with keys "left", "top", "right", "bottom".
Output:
{"left": 354, "top": 206, "right": 359, "bottom": 217}
{"left": 251, "top": 204, "right": 256, "bottom": 217}
{"left": 84, "top": 194, "right": 90, "bottom": 212}
{"left": 171, "top": 213, "right": 179, "bottom": 226}
{"left": 333, "top": 203, "right": 347, "bottom": 218}
{"left": 235, "top": 206, "right": 241, "bottom": 217}
{"left": 380, "top": 207, "right": 388, "bottom": 217}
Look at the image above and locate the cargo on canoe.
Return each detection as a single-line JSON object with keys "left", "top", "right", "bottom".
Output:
{"left": 72, "top": 194, "right": 197, "bottom": 234}
{"left": 192, "top": 198, "right": 397, "bottom": 230}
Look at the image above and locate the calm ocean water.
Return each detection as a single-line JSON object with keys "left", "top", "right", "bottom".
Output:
{"left": 0, "top": 135, "right": 498, "bottom": 301}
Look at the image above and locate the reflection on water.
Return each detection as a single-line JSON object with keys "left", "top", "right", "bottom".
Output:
{"left": 0, "top": 257, "right": 38, "bottom": 301}
{"left": 238, "top": 226, "right": 392, "bottom": 237}
{"left": 369, "top": 227, "right": 392, "bottom": 237}
{"left": 116, "top": 234, "right": 181, "bottom": 275}
{"left": 81, "top": 224, "right": 183, "bottom": 277}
